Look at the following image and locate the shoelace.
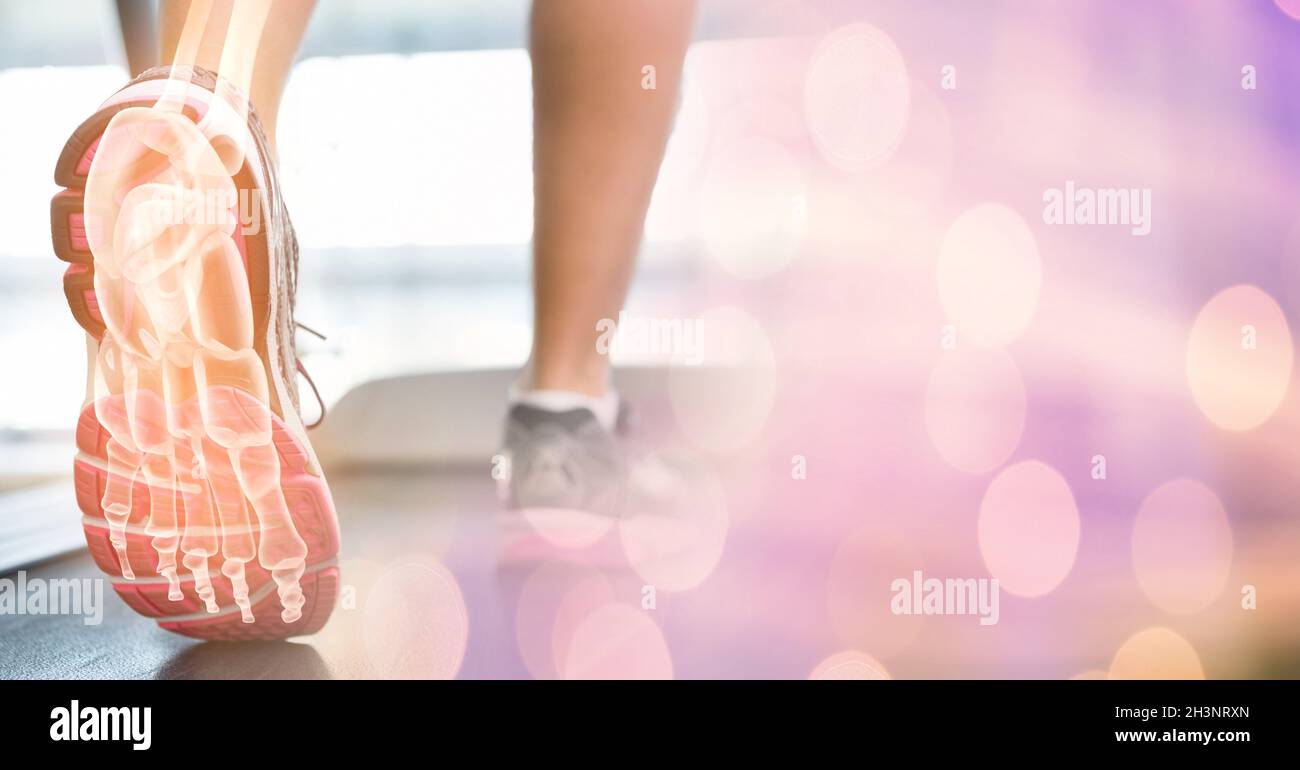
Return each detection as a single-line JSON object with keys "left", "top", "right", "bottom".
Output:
{"left": 295, "top": 321, "right": 328, "bottom": 429}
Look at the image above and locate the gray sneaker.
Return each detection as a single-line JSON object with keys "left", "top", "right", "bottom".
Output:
{"left": 499, "top": 404, "right": 628, "bottom": 518}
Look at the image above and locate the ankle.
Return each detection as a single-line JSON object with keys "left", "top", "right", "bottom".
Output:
{"left": 509, "top": 386, "right": 620, "bottom": 433}
{"left": 525, "top": 363, "right": 610, "bottom": 397}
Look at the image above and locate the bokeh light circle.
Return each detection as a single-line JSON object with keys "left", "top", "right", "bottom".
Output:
{"left": 309, "top": 556, "right": 383, "bottom": 665}
{"left": 550, "top": 574, "right": 621, "bottom": 678}
{"left": 620, "top": 453, "right": 729, "bottom": 592}
{"left": 809, "top": 650, "right": 892, "bottom": 680}
{"left": 857, "top": 80, "right": 954, "bottom": 217}
{"left": 1186, "top": 284, "right": 1293, "bottom": 431}
{"left": 1108, "top": 627, "right": 1205, "bottom": 680}
{"left": 978, "top": 460, "right": 1080, "bottom": 598}
{"left": 1277, "top": 0, "right": 1300, "bottom": 22}
{"left": 519, "top": 507, "right": 614, "bottom": 550}
{"left": 937, "top": 203, "right": 1041, "bottom": 347}
{"left": 560, "top": 603, "right": 674, "bottom": 680}
{"left": 1131, "top": 479, "right": 1233, "bottom": 615}
{"left": 667, "top": 305, "right": 777, "bottom": 452}
{"left": 1070, "top": 670, "right": 1108, "bottom": 681}
{"left": 514, "top": 564, "right": 613, "bottom": 680}
{"left": 803, "top": 23, "right": 911, "bottom": 171}
{"left": 924, "top": 347, "right": 1027, "bottom": 474}
{"left": 699, "top": 135, "right": 806, "bottom": 279}
{"left": 362, "top": 558, "right": 469, "bottom": 679}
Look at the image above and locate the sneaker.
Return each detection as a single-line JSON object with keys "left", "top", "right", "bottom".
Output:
{"left": 49, "top": 65, "right": 340, "bottom": 640}
{"left": 497, "top": 404, "right": 630, "bottom": 559}
{"left": 497, "top": 401, "right": 720, "bottom": 575}
{"left": 501, "top": 404, "right": 628, "bottom": 514}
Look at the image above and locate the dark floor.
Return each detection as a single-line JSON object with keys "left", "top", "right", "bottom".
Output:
{"left": 5, "top": 435, "right": 1300, "bottom": 679}
{"left": 0, "top": 469, "right": 542, "bottom": 679}
{"left": 0, "top": 466, "right": 824, "bottom": 680}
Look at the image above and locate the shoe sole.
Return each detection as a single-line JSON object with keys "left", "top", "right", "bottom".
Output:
{"left": 51, "top": 75, "right": 340, "bottom": 640}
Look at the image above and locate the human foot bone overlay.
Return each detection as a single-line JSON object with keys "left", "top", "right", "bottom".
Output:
{"left": 51, "top": 10, "right": 339, "bottom": 639}
{"left": 85, "top": 101, "right": 311, "bottom": 624}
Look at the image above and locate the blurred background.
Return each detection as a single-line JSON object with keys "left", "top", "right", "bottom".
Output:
{"left": 1, "top": 0, "right": 1299, "bottom": 679}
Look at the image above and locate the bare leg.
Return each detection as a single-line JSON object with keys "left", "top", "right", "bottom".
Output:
{"left": 115, "top": 0, "right": 159, "bottom": 76}
{"left": 527, "top": 0, "right": 696, "bottom": 395}
{"left": 160, "top": 0, "right": 315, "bottom": 150}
